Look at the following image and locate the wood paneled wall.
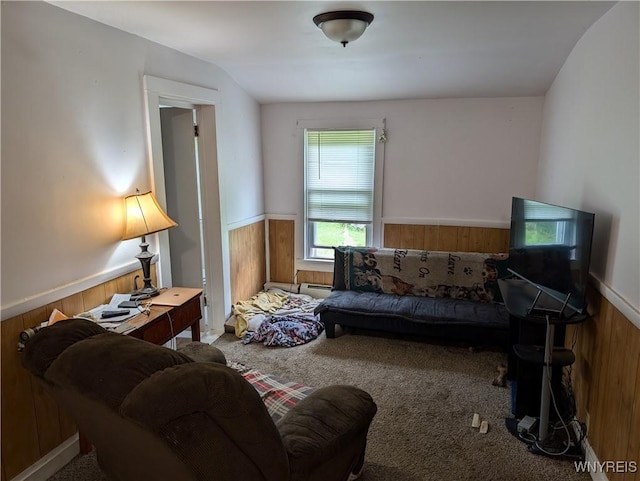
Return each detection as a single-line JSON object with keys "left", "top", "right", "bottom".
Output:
{"left": 229, "top": 220, "right": 266, "bottom": 304}
{"left": 566, "top": 290, "right": 640, "bottom": 481}
{"left": 296, "top": 270, "right": 333, "bottom": 286}
{"left": 267, "top": 221, "right": 510, "bottom": 287}
{"left": 384, "top": 223, "right": 510, "bottom": 253}
{"left": 268, "top": 219, "right": 295, "bottom": 284}
{"left": 1, "top": 267, "right": 155, "bottom": 481}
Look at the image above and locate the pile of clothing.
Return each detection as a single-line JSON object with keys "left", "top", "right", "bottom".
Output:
{"left": 232, "top": 289, "right": 324, "bottom": 347}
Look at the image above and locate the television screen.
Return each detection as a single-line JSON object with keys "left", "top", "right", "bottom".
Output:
{"left": 509, "top": 197, "right": 595, "bottom": 314}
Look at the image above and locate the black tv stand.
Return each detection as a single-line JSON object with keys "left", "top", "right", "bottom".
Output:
{"left": 498, "top": 277, "right": 587, "bottom": 453}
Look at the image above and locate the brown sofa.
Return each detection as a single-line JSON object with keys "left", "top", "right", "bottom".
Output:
{"left": 22, "top": 319, "right": 377, "bottom": 481}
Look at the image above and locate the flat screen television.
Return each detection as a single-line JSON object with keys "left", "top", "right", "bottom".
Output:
{"left": 508, "top": 197, "right": 595, "bottom": 315}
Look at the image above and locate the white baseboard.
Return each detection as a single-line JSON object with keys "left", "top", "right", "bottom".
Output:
{"left": 583, "top": 437, "right": 609, "bottom": 481}
{"left": 568, "top": 419, "right": 609, "bottom": 481}
{"left": 174, "top": 329, "right": 223, "bottom": 345}
{"left": 11, "top": 434, "right": 79, "bottom": 481}
{"left": 200, "top": 329, "right": 224, "bottom": 344}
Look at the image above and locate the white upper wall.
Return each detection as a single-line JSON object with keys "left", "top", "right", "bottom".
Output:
{"left": 262, "top": 97, "right": 543, "bottom": 235}
{"left": 537, "top": 2, "right": 639, "bottom": 321}
{"left": 1, "top": 1, "right": 263, "bottom": 314}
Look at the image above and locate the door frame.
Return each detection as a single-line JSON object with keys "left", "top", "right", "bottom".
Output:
{"left": 143, "top": 75, "right": 228, "bottom": 336}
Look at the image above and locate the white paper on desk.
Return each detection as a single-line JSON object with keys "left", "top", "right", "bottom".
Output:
{"left": 90, "top": 302, "right": 136, "bottom": 324}
{"left": 108, "top": 293, "right": 132, "bottom": 309}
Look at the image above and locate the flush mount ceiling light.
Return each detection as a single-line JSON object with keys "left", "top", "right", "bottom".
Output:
{"left": 313, "top": 10, "right": 374, "bottom": 47}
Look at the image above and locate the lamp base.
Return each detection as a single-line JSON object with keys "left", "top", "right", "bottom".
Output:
{"left": 132, "top": 235, "right": 161, "bottom": 298}
{"left": 130, "top": 286, "right": 161, "bottom": 299}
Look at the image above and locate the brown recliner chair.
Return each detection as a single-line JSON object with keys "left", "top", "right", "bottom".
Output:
{"left": 22, "top": 319, "right": 377, "bottom": 481}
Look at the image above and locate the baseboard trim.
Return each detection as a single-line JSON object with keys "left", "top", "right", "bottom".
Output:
{"left": 200, "top": 329, "right": 224, "bottom": 344}
{"left": 174, "top": 329, "right": 223, "bottom": 345}
{"left": 11, "top": 434, "right": 79, "bottom": 481}
{"left": 583, "top": 437, "right": 609, "bottom": 481}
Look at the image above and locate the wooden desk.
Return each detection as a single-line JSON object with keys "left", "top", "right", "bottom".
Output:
{"left": 124, "top": 289, "right": 203, "bottom": 344}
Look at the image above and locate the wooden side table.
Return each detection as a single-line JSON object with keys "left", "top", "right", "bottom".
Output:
{"left": 125, "top": 287, "right": 203, "bottom": 344}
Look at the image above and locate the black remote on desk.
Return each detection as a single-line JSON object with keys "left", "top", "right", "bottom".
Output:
{"left": 101, "top": 310, "right": 130, "bottom": 319}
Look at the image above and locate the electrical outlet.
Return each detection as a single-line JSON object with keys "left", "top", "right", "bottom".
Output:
{"left": 585, "top": 411, "right": 590, "bottom": 435}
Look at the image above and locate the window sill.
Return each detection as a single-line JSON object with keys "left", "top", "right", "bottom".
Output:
{"left": 295, "top": 258, "right": 334, "bottom": 273}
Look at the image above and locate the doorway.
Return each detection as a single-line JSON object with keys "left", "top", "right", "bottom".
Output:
{"left": 159, "top": 106, "right": 208, "bottom": 326}
{"left": 143, "top": 76, "right": 228, "bottom": 340}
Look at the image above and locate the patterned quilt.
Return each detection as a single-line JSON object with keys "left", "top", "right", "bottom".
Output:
{"left": 334, "top": 246, "right": 509, "bottom": 303}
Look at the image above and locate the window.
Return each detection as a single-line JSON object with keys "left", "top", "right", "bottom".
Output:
{"left": 304, "top": 129, "right": 377, "bottom": 260}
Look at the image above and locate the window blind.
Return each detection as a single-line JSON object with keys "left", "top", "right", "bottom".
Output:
{"left": 523, "top": 200, "right": 574, "bottom": 220}
{"left": 305, "top": 129, "right": 376, "bottom": 223}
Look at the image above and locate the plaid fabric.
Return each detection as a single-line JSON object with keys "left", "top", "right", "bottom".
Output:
{"left": 228, "top": 361, "right": 314, "bottom": 423}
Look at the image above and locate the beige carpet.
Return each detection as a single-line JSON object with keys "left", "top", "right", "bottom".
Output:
{"left": 48, "top": 330, "right": 589, "bottom": 481}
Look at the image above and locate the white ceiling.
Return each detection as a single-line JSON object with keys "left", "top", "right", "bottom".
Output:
{"left": 50, "top": 1, "right": 615, "bottom": 104}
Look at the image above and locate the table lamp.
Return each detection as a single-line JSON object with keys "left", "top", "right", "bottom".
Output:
{"left": 123, "top": 189, "right": 177, "bottom": 297}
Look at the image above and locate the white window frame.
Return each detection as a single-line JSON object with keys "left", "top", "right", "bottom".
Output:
{"left": 297, "top": 118, "right": 385, "bottom": 267}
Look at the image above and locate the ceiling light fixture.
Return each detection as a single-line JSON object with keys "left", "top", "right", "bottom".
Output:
{"left": 313, "top": 10, "right": 374, "bottom": 47}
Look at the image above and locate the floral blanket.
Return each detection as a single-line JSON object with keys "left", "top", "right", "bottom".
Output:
{"left": 334, "top": 246, "right": 509, "bottom": 303}
{"left": 234, "top": 288, "right": 325, "bottom": 347}
{"left": 242, "top": 314, "right": 324, "bottom": 347}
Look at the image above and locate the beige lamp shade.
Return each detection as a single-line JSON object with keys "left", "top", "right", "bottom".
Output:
{"left": 123, "top": 191, "right": 177, "bottom": 240}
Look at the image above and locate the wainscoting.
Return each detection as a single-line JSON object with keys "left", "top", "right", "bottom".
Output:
{"left": 567, "top": 290, "right": 640, "bottom": 481}
{"left": 229, "top": 220, "right": 266, "bottom": 304}
{"left": 297, "top": 270, "right": 333, "bottom": 286}
{"left": 1, "top": 268, "right": 154, "bottom": 481}
{"left": 268, "top": 219, "right": 295, "bottom": 284}
{"left": 266, "top": 220, "right": 510, "bottom": 288}
{"left": 383, "top": 223, "right": 510, "bottom": 252}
